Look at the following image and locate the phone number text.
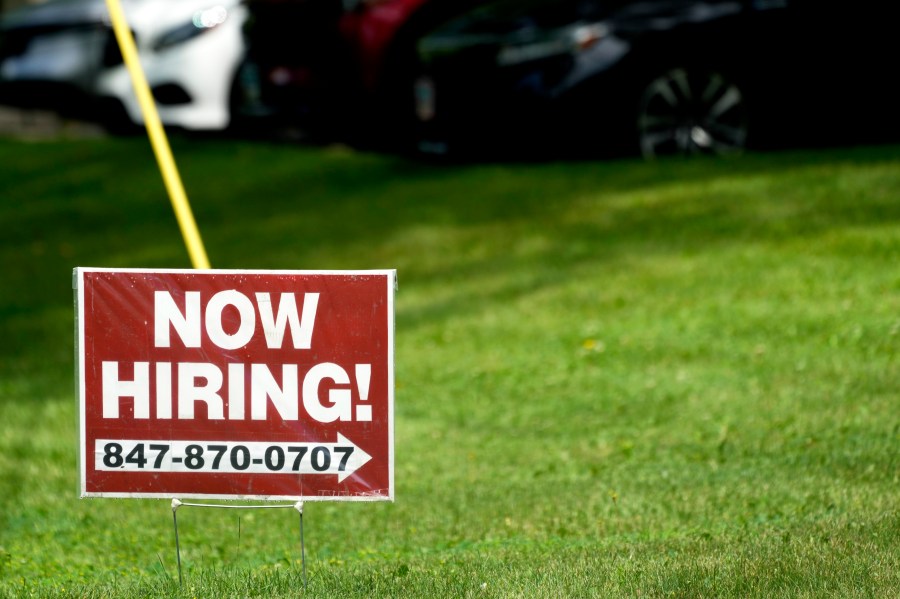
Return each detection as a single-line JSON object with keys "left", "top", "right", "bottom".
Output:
{"left": 94, "top": 439, "right": 357, "bottom": 475}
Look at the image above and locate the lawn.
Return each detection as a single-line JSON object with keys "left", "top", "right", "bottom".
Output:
{"left": 0, "top": 135, "right": 898, "bottom": 597}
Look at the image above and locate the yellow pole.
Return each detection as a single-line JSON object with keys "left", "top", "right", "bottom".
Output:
{"left": 104, "top": 0, "right": 211, "bottom": 269}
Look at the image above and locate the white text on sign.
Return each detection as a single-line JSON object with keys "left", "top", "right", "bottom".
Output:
{"left": 101, "top": 290, "right": 373, "bottom": 423}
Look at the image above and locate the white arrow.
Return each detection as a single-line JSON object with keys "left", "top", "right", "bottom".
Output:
{"left": 332, "top": 433, "right": 373, "bottom": 482}
{"left": 95, "top": 434, "right": 373, "bottom": 482}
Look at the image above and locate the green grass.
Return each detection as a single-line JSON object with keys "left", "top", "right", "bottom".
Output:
{"left": 0, "top": 135, "right": 898, "bottom": 597}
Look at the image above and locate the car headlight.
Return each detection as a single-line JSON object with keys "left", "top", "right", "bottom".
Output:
{"left": 152, "top": 5, "right": 229, "bottom": 52}
{"left": 496, "top": 23, "right": 608, "bottom": 67}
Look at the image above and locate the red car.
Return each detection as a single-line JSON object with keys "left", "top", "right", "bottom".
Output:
{"left": 339, "top": 0, "right": 431, "bottom": 94}
{"left": 239, "top": 0, "right": 478, "bottom": 145}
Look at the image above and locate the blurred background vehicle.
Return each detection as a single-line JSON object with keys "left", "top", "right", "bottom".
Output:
{"left": 235, "top": 0, "right": 351, "bottom": 138}
{"left": 338, "top": 0, "right": 430, "bottom": 97}
{"left": 5, "top": 0, "right": 895, "bottom": 156}
{"left": 240, "top": 0, "right": 483, "bottom": 146}
{"left": 0, "top": 0, "right": 111, "bottom": 120}
{"left": 0, "top": 0, "right": 248, "bottom": 131}
{"left": 411, "top": 0, "right": 900, "bottom": 159}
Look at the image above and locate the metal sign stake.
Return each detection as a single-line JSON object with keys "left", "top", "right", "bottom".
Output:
{"left": 170, "top": 499, "right": 308, "bottom": 590}
{"left": 172, "top": 499, "right": 183, "bottom": 586}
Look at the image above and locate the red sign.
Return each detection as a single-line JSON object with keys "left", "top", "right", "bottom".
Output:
{"left": 76, "top": 268, "right": 395, "bottom": 501}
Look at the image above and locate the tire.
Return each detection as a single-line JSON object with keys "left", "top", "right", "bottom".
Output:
{"left": 637, "top": 68, "right": 748, "bottom": 158}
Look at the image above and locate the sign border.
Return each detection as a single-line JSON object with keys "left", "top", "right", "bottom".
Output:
{"left": 75, "top": 267, "right": 396, "bottom": 502}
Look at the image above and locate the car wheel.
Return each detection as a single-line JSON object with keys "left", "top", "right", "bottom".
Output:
{"left": 637, "top": 68, "right": 748, "bottom": 158}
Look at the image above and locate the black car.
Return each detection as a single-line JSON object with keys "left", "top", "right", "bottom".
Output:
{"left": 411, "top": 0, "right": 900, "bottom": 158}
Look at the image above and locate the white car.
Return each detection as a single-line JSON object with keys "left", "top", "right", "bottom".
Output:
{"left": 0, "top": 0, "right": 248, "bottom": 131}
